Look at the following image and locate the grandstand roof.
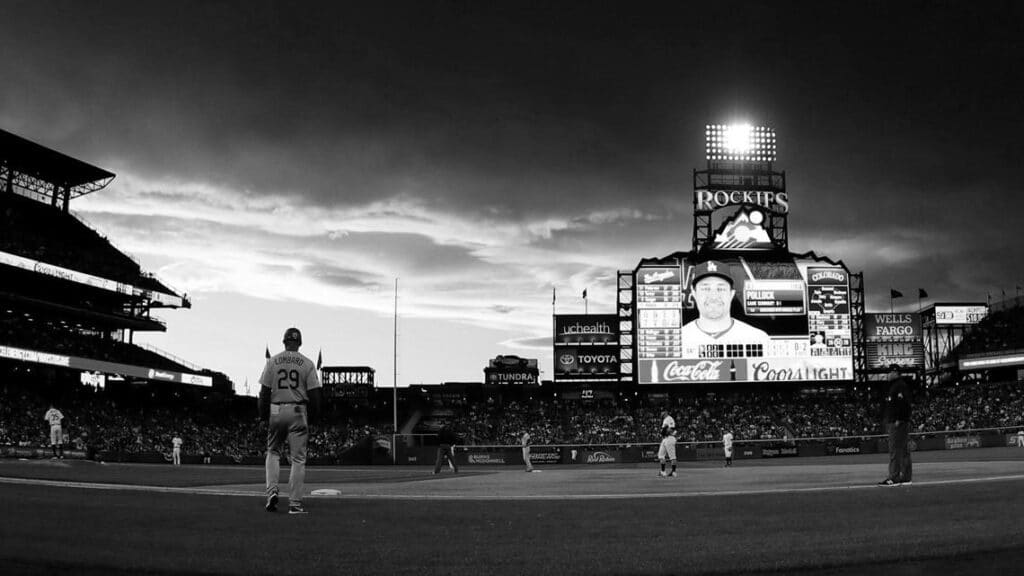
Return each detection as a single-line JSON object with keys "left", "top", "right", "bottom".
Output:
{"left": 1, "top": 128, "right": 115, "bottom": 198}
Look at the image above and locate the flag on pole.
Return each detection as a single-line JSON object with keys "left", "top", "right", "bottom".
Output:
{"left": 890, "top": 289, "right": 903, "bottom": 298}
{"left": 918, "top": 288, "right": 928, "bottom": 299}
{"left": 582, "top": 288, "right": 588, "bottom": 299}
{"left": 265, "top": 345, "right": 270, "bottom": 359}
{"left": 317, "top": 349, "right": 323, "bottom": 370}
{"left": 552, "top": 287, "right": 556, "bottom": 305}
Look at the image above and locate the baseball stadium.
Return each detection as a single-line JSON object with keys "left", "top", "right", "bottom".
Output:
{"left": 3, "top": 126, "right": 1024, "bottom": 575}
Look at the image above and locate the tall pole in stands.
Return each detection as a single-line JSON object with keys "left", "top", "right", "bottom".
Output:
{"left": 393, "top": 278, "right": 398, "bottom": 465}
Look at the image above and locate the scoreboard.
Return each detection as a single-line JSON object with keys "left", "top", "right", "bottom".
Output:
{"left": 635, "top": 255, "right": 854, "bottom": 384}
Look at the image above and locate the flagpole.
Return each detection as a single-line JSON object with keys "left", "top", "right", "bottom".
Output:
{"left": 552, "top": 286, "right": 556, "bottom": 386}
{"left": 392, "top": 277, "right": 398, "bottom": 465}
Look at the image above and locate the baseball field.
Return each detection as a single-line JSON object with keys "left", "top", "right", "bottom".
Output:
{"left": 2, "top": 447, "right": 1024, "bottom": 575}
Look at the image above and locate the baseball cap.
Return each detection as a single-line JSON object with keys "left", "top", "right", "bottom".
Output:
{"left": 282, "top": 327, "right": 303, "bottom": 345}
{"left": 691, "top": 260, "right": 734, "bottom": 287}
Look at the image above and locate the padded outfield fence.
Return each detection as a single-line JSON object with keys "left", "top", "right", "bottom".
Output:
{"left": 410, "top": 426, "right": 1024, "bottom": 467}
{"left": 3, "top": 426, "right": 1023, "bottom": 466}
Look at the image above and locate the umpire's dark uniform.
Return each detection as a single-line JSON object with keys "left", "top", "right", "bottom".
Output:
{"left": 885, "top": 374, "right": 913, "bottom": 484}
{"left": 433, "top": 426, "right": 459, "bottom": 474}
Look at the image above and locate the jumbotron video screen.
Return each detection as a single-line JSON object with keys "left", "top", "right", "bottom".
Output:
{"left": 635, "top": 254, "right": 853, "bottom": 384}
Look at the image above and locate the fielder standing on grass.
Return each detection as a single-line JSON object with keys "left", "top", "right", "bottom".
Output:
{"left": 259, "top": 327, "right": 322, "bottom": 514}
{"left": 44, "top": 404, "right": 64, "bottom": 460}
{"left": 171, "top": 434, "right": 183, "bottom": 466}
{"left": 522, "top": 430, "right": 534, "bottom": 472}
{"left": 658, "top": 411, "right": 678, "bottom": 477}
{"left": 722, "top": 429, "right": 734, "bottom": 467}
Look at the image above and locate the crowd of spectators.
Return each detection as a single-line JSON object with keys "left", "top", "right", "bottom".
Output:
{"left": 0, "top": 191, "right": 144, "bottom": 285}
{"left": 0, "top": 377, "right": 390, "bottom": 461}
{"left": 958, "top": 305, "right": 1024, "bottom": 355}
{"left": 0, "top": 314, "right": 191, "bottom": 375}
{"left": 430, "top": 380, "right": 1024, "bottom": 446}
{"left": 5, "top": 374, "right": 1024, "bottom": 462}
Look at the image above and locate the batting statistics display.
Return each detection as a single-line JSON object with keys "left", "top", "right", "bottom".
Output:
{"left": 635, "top": 255, "right": 854, "bottom": 383}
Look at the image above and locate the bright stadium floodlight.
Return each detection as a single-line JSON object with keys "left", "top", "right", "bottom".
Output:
{"left": 705, "top": 123, "right": 777, "bottom": 162}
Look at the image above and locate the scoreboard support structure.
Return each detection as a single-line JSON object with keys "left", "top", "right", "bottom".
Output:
{"left": 850, "top": 271, "right": 867, "bottom": 383}
{"left": 617, "top": 270, "right": 634, "bottom": 382}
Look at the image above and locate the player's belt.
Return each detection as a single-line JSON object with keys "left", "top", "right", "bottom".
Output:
{"left": 272, "top": 402, "right": 306, "bottom": 405}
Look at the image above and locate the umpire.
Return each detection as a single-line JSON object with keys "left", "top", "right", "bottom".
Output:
{"left": 879, "top": 369, "right": 913, "bottom": 486}
{"left": 259, "top": 327, "right": 323, "bottom": 514}
{"left": 433, "top": 425, "right": 459, "bottom": 474}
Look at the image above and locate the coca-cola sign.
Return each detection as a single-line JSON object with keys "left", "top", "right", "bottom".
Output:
{"left": 663, "top": 360, "right": 722, "bottom": 381}
{"left": 638, "top": 358, "right": 748, "bottom": 383}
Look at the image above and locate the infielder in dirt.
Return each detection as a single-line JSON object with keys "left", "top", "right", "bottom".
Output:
{"left": 259, "top": 327, "right": 322, "bottom": 514}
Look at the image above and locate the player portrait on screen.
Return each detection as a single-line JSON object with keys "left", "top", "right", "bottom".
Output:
{"left": 680, "top": 261, "right": 770, "bottom": 345}
{"left": 810, "top": 332, "right": 827, "bottom": 348}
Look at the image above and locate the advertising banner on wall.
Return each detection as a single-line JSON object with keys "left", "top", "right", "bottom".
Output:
{"left": 554, "top": 314, "right": 619, "bottom": 345}
{"left": 0, "top": 344, "right": 213, "bottom": 386}
{"left": 0, "top": 250, "right": 184, "bottom": 306}
{"left": 484, "top": 355, "right": 539, "bottom": 385}
{"left": 864, "top": 313, "right": 924, "bottom": 369}
{"left": 934, "top": 305, "right": 988, "bottom": 325}
{"left": 635, "top": 254, "right": 854, "bottom": 384}
{"left": 554, "top": 345, "right": 619, "bottom": 379}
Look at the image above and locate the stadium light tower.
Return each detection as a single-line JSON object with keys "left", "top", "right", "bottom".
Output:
{"left": 705, "top": 124, "right": 777, "bottom": 162}
{"left": 693, "top": 122, "right": 785, "bottom": 251}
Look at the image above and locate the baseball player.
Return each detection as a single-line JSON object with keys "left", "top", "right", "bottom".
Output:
{"left": 657, "top": 411, "right": 678, "bottom": 477}
{"left": 259, "top": 327, "right": 323, "bottom": 514}
{"left": 522, "top": 431, "right": 534, "bottom": 472}
{"left": 43, "top": 405, "right": 64, "bottom": 459}
{"left": 433, "top": 425, "right": 459, "bottom": 474}
{"left": 172, "top": 434, "right": 183, "bottom": 466}
{"left": 722, "top": 430, "right": 734, "bottom": 467}
{"left": 680, "top": 261, "right": 770, "bottom": 346}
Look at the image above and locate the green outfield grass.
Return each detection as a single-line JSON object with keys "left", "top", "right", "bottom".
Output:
{"left": 2, "top": 451, "right": 1024, "bottom": 575}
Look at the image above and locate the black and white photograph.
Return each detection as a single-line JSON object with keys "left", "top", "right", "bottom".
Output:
{"left": 2, "top": 1, "right": 1024, "bottom": 574}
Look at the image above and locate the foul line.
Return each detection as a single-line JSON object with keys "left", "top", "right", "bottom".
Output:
{"left": 4, "top": 473, "right": 1024, "bottom": 501}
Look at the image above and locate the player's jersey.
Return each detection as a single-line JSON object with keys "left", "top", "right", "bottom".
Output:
{"left": 679, "top": 318, "right": 770, "bottom": 346}
{"left": 259, "top": 350, "right": 322, "bottom": 404}
{"left": 723, "top": 432, "right": 734, "bottom": 449}
{"left": 172, "top": 437, "right": 183, "bottom": 450}
{"left": 661, "top": 415, "right": 676, "bottom": 437}
{"left": 44, "top": 408, "right": 63, "bottom": 428}
{"left": 521, "top": 433, "right": 531, "bottom": 447}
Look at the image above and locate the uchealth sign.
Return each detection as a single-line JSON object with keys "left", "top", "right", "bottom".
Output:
{"left": 639, "top": 356, "right": 852, "bottom": 384}
{"left": 555, "top": 345, "right": 619, "bottom": 378}
{"left": 554, "top": 314, "right": 619, "bottom": 345}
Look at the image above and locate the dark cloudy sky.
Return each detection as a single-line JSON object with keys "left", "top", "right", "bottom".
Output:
{"left": 3, "top": 1, "right": 1022, "bottom": 391}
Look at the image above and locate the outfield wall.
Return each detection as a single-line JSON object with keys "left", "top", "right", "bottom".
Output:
{"left": 3, "top": 428, "right": 1022, "bottom": 465}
